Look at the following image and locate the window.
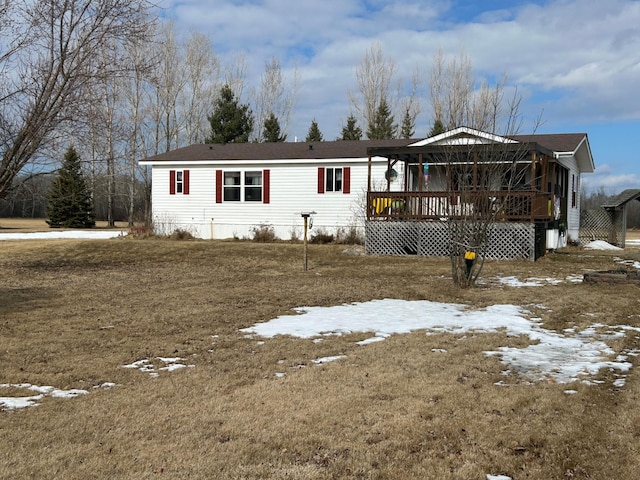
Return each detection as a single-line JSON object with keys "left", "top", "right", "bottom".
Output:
{"left": 169, "top": 170, "right": 189, "bottom": 195}
{"left": 244, "top": 171, "right": 263, "bottom": 202}
{"left": 326, "top": 167, "right": 343, "bottom": 192}
{"left": 223, "top": 172, "right": 241, "bottom": 201}
{"left": 176, "top": 171, "right": 184, "bottom": 193}
{"left": 317, "top": 167, "right": 350, "bottom": 194}
{"left": 217, "top": 170, "right": 269, "bottom": 203}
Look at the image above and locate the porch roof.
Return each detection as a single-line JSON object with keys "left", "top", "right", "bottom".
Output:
{"left": 366, "top": 141, "right": 555, "bottom": 164}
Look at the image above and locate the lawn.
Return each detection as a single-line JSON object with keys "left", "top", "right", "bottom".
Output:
{"left": 1, "top": 230, "right": 640, "bottom": 479}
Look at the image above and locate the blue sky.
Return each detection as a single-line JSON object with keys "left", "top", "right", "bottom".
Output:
{"left": 160, "top": 0, "right": 640, "bottom": 194}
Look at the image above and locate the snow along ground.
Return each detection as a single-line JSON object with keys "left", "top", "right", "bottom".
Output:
{"left": 0, "top": 230, "right": 126, "bottom": 240}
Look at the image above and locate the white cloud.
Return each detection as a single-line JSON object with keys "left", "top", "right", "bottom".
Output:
{"left": 582, "top": 169, "right": 640, "bottom": 194}
{"left": 159, "top": 0, "right": 640, "bottom": 188}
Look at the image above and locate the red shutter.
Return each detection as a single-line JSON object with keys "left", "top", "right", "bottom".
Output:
{"left": 343, "top": 167, "right": 351, "bottom": 194}
{"left": 216, "top": 170, "right": 222, "bottom": 203}
{"left": 183, "top": 169, "right": 190, "bottom": 195}
{"left": 169, "top": 170, "right": 176, "bottom": 195}
{"left": 317, "top": 167, "right": 325, "bottom": 194}
{"left": 263, "top": 169, "right": 270, "bottom": 204}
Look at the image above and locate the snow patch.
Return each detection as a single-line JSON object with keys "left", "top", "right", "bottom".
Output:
{"left": 241, "top": 299, "right": 638, "bottom": 386}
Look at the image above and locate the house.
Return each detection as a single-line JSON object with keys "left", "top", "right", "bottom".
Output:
{"left": 365, "top": 127, "right": 594, "bottom": 259}
{"left": 140, "top": 127, "right": 594, "bottom": 260}
{"left": 139, "top": 139, "right": 412, "bottom": 240}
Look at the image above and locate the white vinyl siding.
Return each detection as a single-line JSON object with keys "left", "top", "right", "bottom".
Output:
{"left": 150, "top": 159, "right": 390, "bottom": 240}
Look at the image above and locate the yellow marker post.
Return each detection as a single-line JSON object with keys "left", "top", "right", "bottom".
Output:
{"left": 464, "top": 251, "right": 476, "bottom": 278}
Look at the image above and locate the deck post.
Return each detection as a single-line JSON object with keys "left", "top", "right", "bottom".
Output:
{"left": 367, "top": 155, "right": 372, "bottom": 220}
{"left": 418, "top": 153, "right": 424, "bottom": 217}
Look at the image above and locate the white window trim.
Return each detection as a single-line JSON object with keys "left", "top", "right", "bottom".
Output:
{"left": 223, "top": 170, "right": 263, "bottom": 202}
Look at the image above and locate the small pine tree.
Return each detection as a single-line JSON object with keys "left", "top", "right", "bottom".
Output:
{"left": 428, "top": 119, "right": 446, "bottom": 137}
{"left": 262, "top": 112, "right": 287, "bottom": 142}
{"left": 46, "top": 146, "right": 95, "bottom": 228}
{"left": 305, "top": 119, "right": 323, "bottom": 142}
{"left": 366, "top": 98, "right": 396, "bottom": 139}
{"left": 399, "top": 108, "right": 415, "bottom": 139}
{"left": 340, "top": 114, "right": 362, "bottom": 140}
{"left": 206, "top": 84, "right": 254, "bottom": 144}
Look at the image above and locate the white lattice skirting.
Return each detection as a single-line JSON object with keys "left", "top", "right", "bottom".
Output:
{"left": 365, "top": 221, "right": 535, "bottom": 260}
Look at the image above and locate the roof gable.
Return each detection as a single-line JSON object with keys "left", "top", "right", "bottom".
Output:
{"left": 409, "top": 127, "right": 518, "bottom": 147}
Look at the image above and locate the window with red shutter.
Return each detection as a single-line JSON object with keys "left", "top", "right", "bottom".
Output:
{"left": 319, "top": 167, "right": 345, "bottom": 193}
{"left": 217, "top": 169, "right": 268, "bottom": 202}
{"left": 170, "top": 170, "right": 189, "bottom": 195}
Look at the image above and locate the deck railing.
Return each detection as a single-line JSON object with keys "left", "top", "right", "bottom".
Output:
{"left": 367, "top": 190, "right": 553, "bottom": 222}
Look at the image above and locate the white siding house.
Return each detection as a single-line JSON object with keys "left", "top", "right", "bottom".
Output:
{"left": 140, "top": 129, "right": 594, "bottom": 258}
{"left": 139, "top": 139, "right": 412, "bottom": 240}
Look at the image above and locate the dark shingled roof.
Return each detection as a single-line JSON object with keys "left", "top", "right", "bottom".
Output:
{"left": 510, "top": 133, "right": 588, "bottom": 153}
{"left": 140, "top": 134, "right": 588, "bottom": 163}
{"left": 140, "top": 138, "right": 415, "bottom": 163}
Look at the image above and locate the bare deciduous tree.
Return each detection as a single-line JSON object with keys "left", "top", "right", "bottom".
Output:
{"left": 443, "top": 97, "right": 536, "bottom": 288}
{"left": 182, "top": 32, "right": 221, "bottom": 145}
{"left": 349, "top": 42, "right": 397, "bottom": 137}
{"left": 429, "top": 49, "right": 515, "bottom": 133}
{"left": 425, "top": 49, "right": 544, "bottom": 287}
{"left": 254, "top": 57, "right": 298, "bottom": 142}
{"left": 0, "top": 0, "right": 155, "bottom": 199}
{"left": 398, "top": 70, "right": 422, "bottom": 138}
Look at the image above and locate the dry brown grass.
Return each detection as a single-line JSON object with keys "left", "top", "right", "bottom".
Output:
{"left": 1, "top": 231, "right": 640, "bottom": 479}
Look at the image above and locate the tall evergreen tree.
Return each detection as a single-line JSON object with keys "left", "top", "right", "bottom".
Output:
{"left": 305, "top": 119, "right": 323, "bottom": 142}
{"left": 206, "top": 84, "right": 254, "bottom": 144}
{"left": 366, "top": 98, "right": 396, "bottom": 139}
{"left": 262, "top": 112, "right": 287, "bottom": 142}
{"left": 46, "top": 146, "right": 95, "bottom": 228}
{"left": 428, "top": 119, "right": 446, "bottom": 137}
{"left": 340, "top": 114, "right": 363, "bottom": 140}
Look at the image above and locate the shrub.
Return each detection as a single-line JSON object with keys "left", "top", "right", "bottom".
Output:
{"left": 310, "top": 228, "right": 334, "bottom": 244}
{"left": 251, "top": 224, "right": 277, "bottom": 243}
{"left": 169, "top": 229, "right": 195, "bottom": 241}
{"left": 289, "top": 226, "right": 300, "bottom": 242}
{"left": 335, "top": 226, "right": 364, "bottom": 245}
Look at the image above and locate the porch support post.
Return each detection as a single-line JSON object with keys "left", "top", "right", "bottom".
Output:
{"left": 531, "top": 150, "right": 537, "bottom": 222}
{"left": 403, "top": 158, "right": 409, "bottom": 191}
{"left": 367, "top": 154, "right": 372, "bottom": 220}
{"left": 530, "top": 151, "right": 536, "bottom": 192}
{"left": 541, "top": 153, "right": 548, "bottom": 193}
{"left": 418, "top": 152, "right": 424, "bottom": 217}
{"left": 473, "top": 150, "right": 478, "bottom": 191}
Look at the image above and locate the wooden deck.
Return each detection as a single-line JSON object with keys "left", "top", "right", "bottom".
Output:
{"left": 367, "top": 190, "right": 554, "bottom": 222}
